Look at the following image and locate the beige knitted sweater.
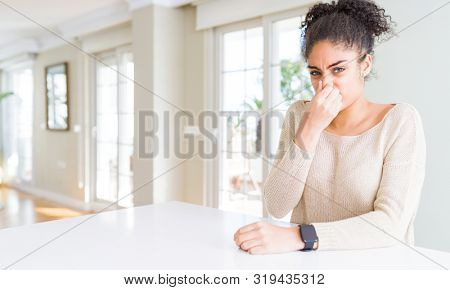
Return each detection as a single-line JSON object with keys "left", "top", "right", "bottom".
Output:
{"left": 263, "top": 100, "right": 426, "bottom": 251}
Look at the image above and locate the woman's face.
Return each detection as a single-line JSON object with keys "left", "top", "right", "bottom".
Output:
{"left": 307, "top": 40, "right": 372, "bottom": 109}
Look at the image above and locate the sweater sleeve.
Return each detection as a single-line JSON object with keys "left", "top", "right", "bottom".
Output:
{"left": 263, "top": 101, "right": 317, "bottom": 219}
{"left": 312, "top": 107, "right": 427, "bottom": 251}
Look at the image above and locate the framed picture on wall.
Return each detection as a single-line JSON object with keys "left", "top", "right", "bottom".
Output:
{"left": 45, "top": 62, "right": 69, "bottom": 131}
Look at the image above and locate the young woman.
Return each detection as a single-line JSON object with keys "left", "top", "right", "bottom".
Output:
{"left": 234, "top": 0, "right": 426, "bottom": 254}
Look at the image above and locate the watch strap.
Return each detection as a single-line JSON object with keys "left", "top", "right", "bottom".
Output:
{"left": 298, "top": 224, "right": 318, "bottom": 251}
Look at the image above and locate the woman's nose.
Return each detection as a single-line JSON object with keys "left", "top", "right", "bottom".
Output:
{"left": 321, "top": 74, "right": 334, "bottom": 87}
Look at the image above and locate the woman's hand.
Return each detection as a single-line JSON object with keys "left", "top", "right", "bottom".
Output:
{"left": 295, "top": 76, "right": 343, "bottom": 151}
{"left": 233, "top": 221, "right": 305, "bottom": 255}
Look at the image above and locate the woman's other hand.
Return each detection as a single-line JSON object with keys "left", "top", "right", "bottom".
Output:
{"left": 233, "top": 221, "right": 305, "bottom": 255}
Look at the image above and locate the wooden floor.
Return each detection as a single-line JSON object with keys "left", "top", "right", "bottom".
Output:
{"left": 0, "top": 185, "right": 93, "bottom": 230}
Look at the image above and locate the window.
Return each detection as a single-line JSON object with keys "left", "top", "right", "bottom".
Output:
{"left": 0, "top": 66, "right": 34, "bottom": 183}
{"left": 218, "top": 25, "right": 264, "bottom": 217}
{"left": 271, "top": 17, "right": 313, "bottom": 109}
{"left": 215, "top": 13, "right": 313, "bottom": 219}
{"left": 94, "top": 48, "right": 134, "bottom": 207}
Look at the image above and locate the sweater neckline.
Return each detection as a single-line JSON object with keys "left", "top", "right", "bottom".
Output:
{"left": 321, "top": 103, "right": 402, "bottom": 139}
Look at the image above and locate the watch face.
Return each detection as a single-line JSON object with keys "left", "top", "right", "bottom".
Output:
{"left": 301, "top": 225, "right": 317, "bottom": 243}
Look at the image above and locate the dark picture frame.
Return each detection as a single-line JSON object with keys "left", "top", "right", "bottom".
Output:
{"left": 45, "top": 62, "right": 70, "bottom": 131}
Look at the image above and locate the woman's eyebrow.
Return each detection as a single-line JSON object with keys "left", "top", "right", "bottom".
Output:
{"left": 307, "top": 59, "right": 348, "bottom": 70}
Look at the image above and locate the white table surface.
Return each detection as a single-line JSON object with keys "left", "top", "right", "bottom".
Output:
{"left": 0, "top": 201, "right": 449, "bottom": 270}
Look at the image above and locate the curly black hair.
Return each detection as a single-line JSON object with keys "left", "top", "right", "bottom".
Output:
{"left": 300, "top": 0, "right": 394, "bottom": 60}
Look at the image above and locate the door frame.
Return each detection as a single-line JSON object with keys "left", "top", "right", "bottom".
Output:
{"left": 89, "top": 44, "right": 133, "bottom": 206}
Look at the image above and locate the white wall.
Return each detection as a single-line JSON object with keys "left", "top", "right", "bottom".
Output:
{"left": 33, "top": 44, "right": 84, "bottom": 203}
{"left": 132, "top": 4, "right": 198, "bottom": 206}
{"left": 152, "top": 5, "right": 186, "bottom": 204}
{"left": 182, "top": 6, "right": 207, "bottom": 206}
{"left": 365, "top": 0, "right": 450, "bottom": 252}
{"left": 131, "top": 5, "right": 155, "bottom": 206}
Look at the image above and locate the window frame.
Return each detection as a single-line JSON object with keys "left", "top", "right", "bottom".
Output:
{"left": 211, "top": 7, "right": 310, "bottom": 218}
{"left": 0, "top": 59, "right": 35, "bottom": 185}
{"left": 90, "top": 44, "right": 134, "bottom": 207}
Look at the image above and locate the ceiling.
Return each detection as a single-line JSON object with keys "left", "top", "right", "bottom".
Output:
{"left": 0, "top": 0, "right": 197, "bottom": 52}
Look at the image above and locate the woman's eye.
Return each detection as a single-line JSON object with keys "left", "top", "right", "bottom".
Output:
{"left": 310, "top": 71, "right": 321, "bottom": 77}
{"left": 333, "top": 67, "right": 345, "bottom": 73}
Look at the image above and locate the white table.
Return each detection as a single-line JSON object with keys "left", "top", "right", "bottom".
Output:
{"left": 0, "top": 201, "right": 449, "bottom": 270}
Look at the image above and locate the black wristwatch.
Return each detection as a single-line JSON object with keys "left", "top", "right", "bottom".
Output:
{"left": 298, "top": 224, "right": 319, "bottom": 251}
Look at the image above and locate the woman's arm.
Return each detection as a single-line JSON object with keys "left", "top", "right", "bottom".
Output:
{"left": 235, "top": 106, "right": 426, "bottom": 255}
{"left": 312, "top": 107, "right": 426, "bottom": 250}
{"left": 263, "top": 102, "right": 318, "bottom": 219}
{"left": 264, "top": 78, "right": 342, "bottom": 219}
